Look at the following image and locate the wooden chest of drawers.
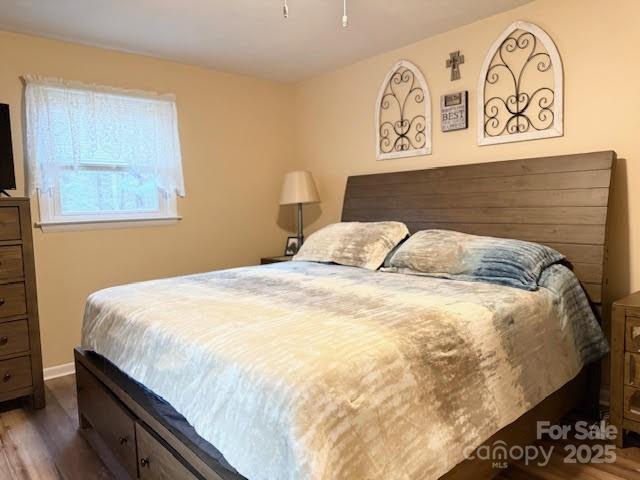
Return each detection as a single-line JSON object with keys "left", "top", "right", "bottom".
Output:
{"left": 611, "top": 291, "right": 640, "bottom": 447}
{"left": 0, "top": 198, "right": 44, "bottom": 408}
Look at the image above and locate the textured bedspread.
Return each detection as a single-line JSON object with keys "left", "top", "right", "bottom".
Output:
{"left": 81, "top": 261, "right": 607, "bottom": 480}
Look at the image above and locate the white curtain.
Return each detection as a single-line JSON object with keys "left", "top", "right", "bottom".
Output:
{"left": 23, "top": 75, "right": 185, "bottom": 197}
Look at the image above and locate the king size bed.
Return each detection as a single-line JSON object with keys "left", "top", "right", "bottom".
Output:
{"left": 75, "top": 150, "right": 617, "bottom": 480}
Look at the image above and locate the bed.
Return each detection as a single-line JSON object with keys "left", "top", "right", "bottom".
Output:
{"left": 75, "top": 150, "right": 617, "bottom": 480}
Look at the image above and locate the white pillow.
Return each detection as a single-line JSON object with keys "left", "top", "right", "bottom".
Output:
{"left": 293, "top": 221, "right": 409, "bottom": 270}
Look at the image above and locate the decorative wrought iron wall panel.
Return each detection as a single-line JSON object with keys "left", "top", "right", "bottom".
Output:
{"left": 477, "top": 21, "right": 563, "bottom": 146}
{"left": 376, "top": 60, "right": 431, "bottom": 160}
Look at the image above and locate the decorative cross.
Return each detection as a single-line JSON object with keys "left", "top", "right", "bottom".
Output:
{"left": 446, "top": 51, "right": 465, "bottom": 81}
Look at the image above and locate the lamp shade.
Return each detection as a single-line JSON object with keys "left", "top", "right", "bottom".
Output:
{"left": 279, "top": 170, "right": 320, "bottom": 205}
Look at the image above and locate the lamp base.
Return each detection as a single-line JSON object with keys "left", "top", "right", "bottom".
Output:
{"left": 297, "top": 203, "right": 304, "bottom": 246}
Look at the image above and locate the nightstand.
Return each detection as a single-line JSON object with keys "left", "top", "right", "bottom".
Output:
{"left": 611, "top": 291, "right": 640, "bottom": 447}
{"left": 260, "top": 256, "right": 293, "bottom": 265}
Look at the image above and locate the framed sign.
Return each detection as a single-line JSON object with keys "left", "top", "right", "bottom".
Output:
{"left": 441, "top": 91, "right": 468, "bottom": 132}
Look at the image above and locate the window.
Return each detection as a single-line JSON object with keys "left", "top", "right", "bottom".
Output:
{"left": 24, "top": 76, "right": 185, "bottom": 230}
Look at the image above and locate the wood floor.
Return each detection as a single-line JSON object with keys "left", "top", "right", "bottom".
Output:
{"left": 1, "top": 375, "right": 640, "bottom": 479}
{"left": 495, "top": 440, "right": 640, "bottom": 480}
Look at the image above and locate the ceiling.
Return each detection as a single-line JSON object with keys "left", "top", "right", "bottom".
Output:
{"left": 0, "top": 0, "right": 532, "bottom": 82}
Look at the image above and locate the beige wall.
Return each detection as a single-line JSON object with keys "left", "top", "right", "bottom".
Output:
{"left": 0, "top": 31, "right": 296, "bottom": 368}
{"left": 293, "top": 0, "right": 639, "bottom": 307}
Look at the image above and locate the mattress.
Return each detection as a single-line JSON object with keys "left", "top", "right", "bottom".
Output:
{"left": 81, "top": 261, "right": 607, "bottom": 480}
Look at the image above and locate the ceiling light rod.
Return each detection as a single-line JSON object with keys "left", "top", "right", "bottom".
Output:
{"left": 282, "top": 0, "right": 349, "bottom": 28}
{"left": 342, "top": 0, "right": 348, "bottom": 28}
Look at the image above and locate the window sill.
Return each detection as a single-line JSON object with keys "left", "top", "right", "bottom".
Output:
{"left": 35, "top": 216, "right": 182, "bottom": 232}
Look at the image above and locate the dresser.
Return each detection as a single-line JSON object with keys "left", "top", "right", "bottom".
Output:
{"left": 611, "top": 291, "right": 640, "bottom": 447}
{"left": 0, "top": 198, "right": 44, "bottom": 408}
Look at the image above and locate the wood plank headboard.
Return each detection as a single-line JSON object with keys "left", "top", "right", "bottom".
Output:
{"left": 342, "top": 151, "right": 617, "bottom": 309}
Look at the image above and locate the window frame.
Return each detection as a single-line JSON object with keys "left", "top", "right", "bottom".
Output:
{"left": 36, "top": 164, "right": 181, "bottom": 231}
{"left": 25, "top": 79, "right": 185, "bottom": 232}
{"left": 38, "top": 165, "right": 182, "bottom": 230}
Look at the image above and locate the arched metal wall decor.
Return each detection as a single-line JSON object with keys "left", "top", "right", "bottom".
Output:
{"left": 376, "top": 60, "right": 431, "bottom": 160}
{"left": 478, "top": 21, "right": 563, "bottom": 146}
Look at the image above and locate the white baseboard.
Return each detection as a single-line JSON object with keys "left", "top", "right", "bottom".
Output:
{"left": 43, "top": 362, "right": 75, "bottom": 381}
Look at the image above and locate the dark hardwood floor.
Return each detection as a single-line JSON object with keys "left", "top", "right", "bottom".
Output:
{"left": 496, "top": 440, "right": 640, "bottom": 480}
{"left": 0, "top": 375, "right": 113, "bottom": 479}
{"left": 1, "top": 375, "right": 640, "bottom": 479}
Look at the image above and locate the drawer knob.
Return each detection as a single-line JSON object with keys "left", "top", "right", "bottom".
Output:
{"left": 0, "top": 298, "right": 6, "bottom": 307}
{"left": 140, "top": 457, "right": 150, "bottom": 468}
{"left": 3, "top": 372, "right": 11, "bottom": 382}
{"left": 0, "top": 336, "right": 7, "bottom": 346}
{"left": 118, "top": 436, "right": 128, "bottom": 446}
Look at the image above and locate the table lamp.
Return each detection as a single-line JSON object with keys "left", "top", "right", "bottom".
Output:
{"left": 279, "top": 170, "right": 320, "bottom": 246}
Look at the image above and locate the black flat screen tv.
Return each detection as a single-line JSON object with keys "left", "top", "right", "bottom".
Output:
{"left": 0, "top": 104, "right": 16, "bottom": 192}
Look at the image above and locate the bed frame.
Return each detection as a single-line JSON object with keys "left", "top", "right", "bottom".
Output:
{"left": 75, "top": 150, "right": 617, "bottom": 480}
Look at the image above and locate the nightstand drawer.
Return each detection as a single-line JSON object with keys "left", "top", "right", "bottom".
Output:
{"left": 625, "top": 352, "right": 640, "bottom": 387}
{"left": 625, "top": 385, "right": 640, "bottom": 422}
{"left": 261, "top": 256, "right": 293, "bottom": 265}
{"left": 627, "top": 317, "right": 640, "bottom": 352}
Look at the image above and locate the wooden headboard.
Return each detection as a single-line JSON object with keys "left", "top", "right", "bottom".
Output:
{"left": 342, "top": 151, "right": 616, "bottom": 310}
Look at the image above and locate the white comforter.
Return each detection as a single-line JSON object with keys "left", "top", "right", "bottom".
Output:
{"left": 81, "top": 261, "right": 606, "bottom": 480}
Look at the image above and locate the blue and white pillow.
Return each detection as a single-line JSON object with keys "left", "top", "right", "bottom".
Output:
{"left": 386, "top": 229, "right": 565, "bottom": 291}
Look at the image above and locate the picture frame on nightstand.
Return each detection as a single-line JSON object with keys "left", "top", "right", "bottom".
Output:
{"left": 284, "top": 236, "right": 300, "bottom": 256}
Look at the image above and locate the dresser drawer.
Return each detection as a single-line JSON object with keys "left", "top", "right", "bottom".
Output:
{"left": 0, "top": 208, "right": 20, "bottom": 241}
{"left": 76, "top": 364, "right": 138, "bottom": 479}
{"left": 0, "top": 283, "right": 26, "bottom": 318}
{"left": 0, "top": 356, "right": 32, "bottom": 393}
{"left": 0, "top": 320, "right": 29, "bottom": 356}
{"left": 136, "top": 422, "right": 199, "bottom": 480}
{"left": 0, "top": 246, "right": 23, "bottom": 281}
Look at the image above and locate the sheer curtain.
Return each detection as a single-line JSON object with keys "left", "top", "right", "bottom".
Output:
{"left": 23, "top": 75, "right": 185, "bottom": 198}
